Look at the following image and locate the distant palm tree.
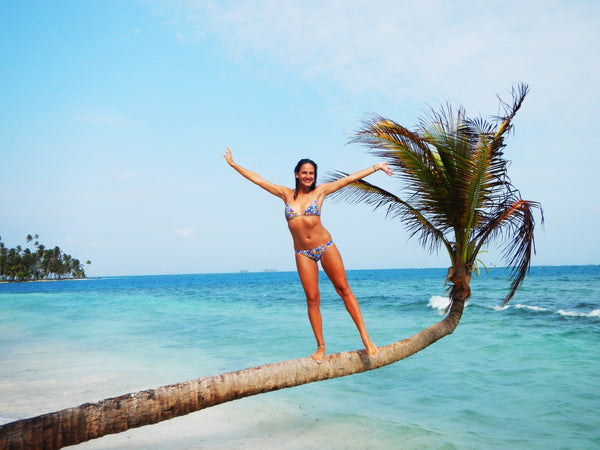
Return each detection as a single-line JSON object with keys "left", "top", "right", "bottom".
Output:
{"left": 0, "top": 241, "right": 7, "bottom": 281}
{"left": 331, "top": 83, "right": 542, "bottom": 309}
{"left": 0, "top": 85, "right": 542, "bottom": 449}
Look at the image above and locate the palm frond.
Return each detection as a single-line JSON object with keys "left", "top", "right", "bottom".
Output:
{"left": 418, "top": 104, "right": 472, "bottom": 182}
{"left": 351, "top": 115, "right": 444, "bottom": 192}
{"left": 491, "top": 83, "right": 529, "bottom": 147}
{"left": 472, "top": 196, "right": 544, "bottom": 303}
{"left": 351, "top": 114, "right": 468, "bottom": 233}
{"left": 325, "top": 172, "right": 453, "bottom": 256}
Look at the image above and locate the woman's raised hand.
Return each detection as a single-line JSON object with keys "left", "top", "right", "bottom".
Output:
{"left": 376, "top": 161, "right": 393, "bottom": 176}
{"left": 223, "top": 146, "right": 235, "bottom": 166}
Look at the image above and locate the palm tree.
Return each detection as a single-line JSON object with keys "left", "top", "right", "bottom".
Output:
{"left": 0, "top": 85, "right": 542, "bottom": 449}
{"left": 332, "top": 83, "right": 542, "bottom": 310}
{"left": 0, "top": 241, "right": 7, "bottom": 281}
{"left": 35, "top": 243, "right": 45, "bottom": 280}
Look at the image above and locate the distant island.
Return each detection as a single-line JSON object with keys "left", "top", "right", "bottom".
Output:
{"left": 0, "top": 234, "right": 90, "bottom": 282}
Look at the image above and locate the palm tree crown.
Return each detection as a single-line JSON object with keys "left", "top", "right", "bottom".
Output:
{"left": 330, "top": 84, "right": 543, "bottom": 303}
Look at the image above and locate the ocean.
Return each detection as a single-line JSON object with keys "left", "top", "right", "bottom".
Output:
{"left": 1, "top": 266, "right": 598, "bottom": 449}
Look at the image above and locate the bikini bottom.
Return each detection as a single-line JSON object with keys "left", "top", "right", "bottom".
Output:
{"left": 295, "top": 240, "right": 334, "bottom": 262}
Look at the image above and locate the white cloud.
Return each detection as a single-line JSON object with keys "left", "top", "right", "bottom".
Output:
{"left": 171, "top": 0, "right": 600, "bottom": 112}
{"left": 174, "top": 228, "right": 194, "bottom": 239}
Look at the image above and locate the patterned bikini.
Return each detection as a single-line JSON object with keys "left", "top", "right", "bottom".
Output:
{"left": 285, "top": 196, "right": 334, "bottom": 262}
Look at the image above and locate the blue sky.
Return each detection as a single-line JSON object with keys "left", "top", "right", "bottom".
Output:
{"left": 1, "top": 0, "right": 598, "bottom": 276}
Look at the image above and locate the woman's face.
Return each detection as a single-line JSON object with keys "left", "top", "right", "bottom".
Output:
{"left": 296, "top": 163, "right": 316, "bottom": 189}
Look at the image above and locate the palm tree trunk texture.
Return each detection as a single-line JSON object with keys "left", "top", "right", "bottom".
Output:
{"left": 0, "top": 301, "right": 465, "bottom": 450}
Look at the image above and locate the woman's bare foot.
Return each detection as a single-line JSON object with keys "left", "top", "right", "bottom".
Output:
{"left": 364, "top": 338, "right": 378, "bottom": 356}
{"left": 311, "top": 345, "right": 325, "bottom": 363}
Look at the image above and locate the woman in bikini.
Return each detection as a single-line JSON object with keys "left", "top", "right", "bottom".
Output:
{"left": 223, "top": 147, "right": 392, "bottom": 362}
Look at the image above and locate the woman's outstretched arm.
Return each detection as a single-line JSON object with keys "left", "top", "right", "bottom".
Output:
{"left": 319, "top": 161, "right": 393, "bottom": 197}
{"left": 223, "top": 147, "right": 290, "bottom": 200}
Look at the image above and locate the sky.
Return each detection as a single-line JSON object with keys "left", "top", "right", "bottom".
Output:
{"left": 1, "top": 0, "right": 598, "bottom": 277}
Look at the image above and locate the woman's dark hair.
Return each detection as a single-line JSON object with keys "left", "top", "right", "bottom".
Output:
{"left": 293, "top": 158, "right": 317, "bottom": 199}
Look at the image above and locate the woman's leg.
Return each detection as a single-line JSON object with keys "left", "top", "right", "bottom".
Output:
{"left": 294, "top": 253, "right": 326, "bottom": 361}
{"left": 320, "top": 244, "right": 377, "bottom": 356}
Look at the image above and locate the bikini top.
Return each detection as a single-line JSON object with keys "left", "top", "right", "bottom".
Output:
{"left": 285, "top": 196, "right": 320, "bottom": 221}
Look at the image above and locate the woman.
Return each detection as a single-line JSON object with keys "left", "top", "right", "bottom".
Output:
{"left": 223, "top": 147, "right": 392, "bottom": 362}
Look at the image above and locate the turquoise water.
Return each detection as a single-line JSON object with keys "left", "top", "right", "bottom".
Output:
{"left": 1, "top": 266, "right": 599, "bottom": 449}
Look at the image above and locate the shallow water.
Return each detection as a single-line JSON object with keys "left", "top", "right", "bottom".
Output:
{"left": 1, "top": 266, "right": 599, "bottom": 448}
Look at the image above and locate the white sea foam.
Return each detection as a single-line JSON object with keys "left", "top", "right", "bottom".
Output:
{"left": 428, "top": 295, "right": 451, "bottom": 311}
{"left": 497, "top": 303, "right": 600, "bottom": 319}
{"left": 557, "top": 309, "right": 600, "bottom": 318}
{"left": 514, "top": 304, "right": 550, "bottom": 312}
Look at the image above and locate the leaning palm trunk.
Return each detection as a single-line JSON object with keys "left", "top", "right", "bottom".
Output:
{"left": 0, "top": 300, "right": 465, "bottom": 450}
